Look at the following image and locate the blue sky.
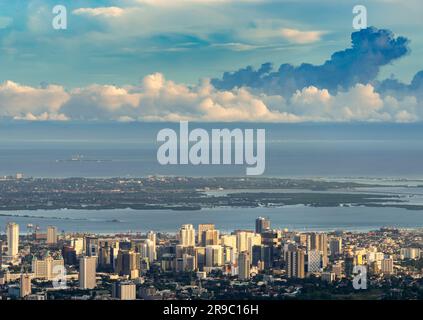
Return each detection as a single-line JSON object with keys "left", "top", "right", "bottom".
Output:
{"left": 0, "top": 0, "right": 422, "bottom": 122}
{"left": 0, "top": 0, "right": 421, "bottom": 86}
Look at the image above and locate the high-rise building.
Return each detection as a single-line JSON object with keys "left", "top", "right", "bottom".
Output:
{"left": 286, "top": 248, "right": 305, "bottom": 278}
{"left": 112, "top": 281, "right": 136, "bottom": 300}
{"left": 252, "top": 245, "right": 273, "bottom": 269}
{"left": 179, "top": 224, "right": 195, "bottom": 247}
{"left": 220, "top": 235, "right": 237, "bottom": 249}
{"left": 145, "top": 239, "right": 157, "bottom": 262}
{"left": 202, "top": 229, "right": 220, "bottom": 246}
{"left": 79, "top": 256, "right": 97, "bottom": 289}
{"left": 344, "top": 254, "right": 355, "bottom": 277}
{"left": 46, "top": 226, "right": 58, "bottom": 245}
{"left": 296, "top": 234, "right": 309, "bottom": 247}
{"left": 20, "top": 274, "right": 32, "bottom": 298}
{"left": 147, "top": 231, "right": 156, "bottom": 245}
{"left": 247, "top": 234, "right": 262, "bottom": 256}
{"left": 7, "top": 222, "right": 19, "bottom": 257}
{"left": 182, "top": 253, "right": 196, "bottom": 271}
{"left": 329, "top": 237, "right": 342, "bottom": 257}
{"left": 309, "top": 233, "right": 328, "bottom": 267}
{"left": 62, "top": 246, "right": 78, "bottom": 265}
{"left": 198, "top": 224, "right": 215, "bottom": 246}
{"left": 71, "top": 237, "right": 84, "bottom": 255}
{"left": 85, "top": 236, "right": 99, "bottom": 257}
{"left": 235, "top": 230, "right": 259, "bottom": 254}
{"left": 98, "top": 244, "right": 114, "bottom": 271}
{"left": 205, "top": 245, "right": 223, "bottom": 267}
{"left": 138, "top": 239, "right": 157, "bottom": 263}
{"left": 115, "top": 250, "right": 140, "bottom": 278}
{"left": 32, "top": 256, "right": 64, "bottom": 280}
{"left": 255, "top": 217, "right": 270, "bottom": 234}
{"left": 223, "top": 245, "right": 237, "bottom": 265}
{"left": 194, "top": 247, "right": 206, "bottom": 271}
{"left": 238, "top": 251, "right": 251, "bottom": 280}
{"left": 381, "top": 258, "right": 394, "bottom": 275}
{"left": 400, "top": 248, "right": 420, "bottom": 260}
{"left": 307, "top": 249, "right": 322, "bottom": 273}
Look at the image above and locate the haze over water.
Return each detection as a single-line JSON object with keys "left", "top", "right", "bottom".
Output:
{"left": 1, "top": 121, "right": 423, "bottom": 233}
{"left": 1, "top": 121, "right": 423, "bottom": 178}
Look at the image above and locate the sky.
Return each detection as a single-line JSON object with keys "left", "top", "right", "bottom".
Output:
{"left": 0, "top": 0, "right": 422, "bottom": 122}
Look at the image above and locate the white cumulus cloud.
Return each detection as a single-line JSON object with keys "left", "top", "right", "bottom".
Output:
{"left": 0, "top": 74, "right": 420, "bottom": 123}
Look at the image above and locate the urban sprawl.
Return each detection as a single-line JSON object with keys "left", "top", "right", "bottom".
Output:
{"left": 2, "top": 218, "right": 423, "bottom": 300}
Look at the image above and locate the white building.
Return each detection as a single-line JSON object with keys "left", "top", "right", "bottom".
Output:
{"left": 179, "top": 224, "right": 195, "bottom": 247}
{"left": 79, "top": 256, "right": 97, "bottom": 289}
{"left": 32, "top": 256, "right": 64, "bottom": 280}
{"left": 7, "top": 223, "right": 19, "bottom": 257}
{"left": 307, "top": 249, "right": 322, "bottom": 273}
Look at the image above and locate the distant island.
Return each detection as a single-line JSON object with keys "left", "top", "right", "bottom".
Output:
{"left": 0, "top": 176, "right": 419, "bottom": 211}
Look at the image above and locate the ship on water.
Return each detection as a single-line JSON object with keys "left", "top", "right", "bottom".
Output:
{"left": 56, "top": 154, "right": 112, "bottom": 163}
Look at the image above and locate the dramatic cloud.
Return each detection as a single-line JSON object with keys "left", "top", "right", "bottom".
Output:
{"left": 0, "top": 74, "right": 420, "bottom": 123}
{"left": 0, "top": 26, "right": 421, "bottom": 123}
{"left": 376, "top": 70, "right": 423, "bottom": 101}
{"left": 211, "top": 27, "right": 410, "bottom": 96}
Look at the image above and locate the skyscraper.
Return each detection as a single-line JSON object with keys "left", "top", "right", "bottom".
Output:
{"left": 255, "top": 217, "right": 270, "bottom": 234}
{"left": 20, "top": 274, "right": 32, "bottom": 298}
{"left": 309, "top": 233, "right": 328, "bottom": 268}
{"left": 238, "top": 251, "right": 251, "bottom": 280}
{"left": 205, "top": 245, "right": 223, "bottom": 267}
{"left": 71, "top": 237, "right": 84, "bottom": 255}
{"left": 179, "top": 224, "right": 195, "bottom": 247}
{"left": 252, "top": 245, "right": 273, "bottom": 269}
{"left": 7, "top": 222, "right": 19, "bottom": 257}
{"left": 235, "top": 230, "right": 258, "bottom": 253}
{"left": 85, "top": 236, "right": 99, "bottom": 257}
{"left": 147, "top": 231, "right": 156, "bottom": 245}
{"left": 62, "top": 246, "right": 78, "bottom": 265}
{"left": 307, "top": 249, "right": 322, "bottom": 273}
{"left": 221, "top": 234, "right": 237, "bottom": 249}
{"left": 138, "top": 239, "right": 156, "bottom": 263}
{"left": 286, "top": 248, "right": 305, "bottom": 278}
{"left": 115, "top": 250, "right": 140, "bottom": 278}
{"left": 79, "top": 256, "right": 97, "bottom": 289}
{"left": 46, "top": 226, "right": 58, "bottom": 245}
{"left": 202, "top": 229, "right": 220, "bottom": 246}
{"left": 329, "top": 237, "right": 342, "bottom": 257}
{"left": 198, "top": 224, "right": 215, "bottom": 246}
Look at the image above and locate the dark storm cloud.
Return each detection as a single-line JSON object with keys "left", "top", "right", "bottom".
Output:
{"left": 211, "top": 27, "right": 411, "bottom": 96}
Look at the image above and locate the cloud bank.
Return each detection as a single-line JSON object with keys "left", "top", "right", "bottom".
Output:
{"left": 0, "top": 27, "right": 421, "bottom": 123}
{"left": 0, "top": 73, "right": 419, "bottom": 123}
{"left": 211, "top": 27, "right": 410, "bottom": 96}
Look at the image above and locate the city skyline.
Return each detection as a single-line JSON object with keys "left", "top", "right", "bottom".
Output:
{"left": 1, "top": 0, "right": 423, "bottom": 307}
{"left": 1, "top": 217, "right": 419, "bottom": 300}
